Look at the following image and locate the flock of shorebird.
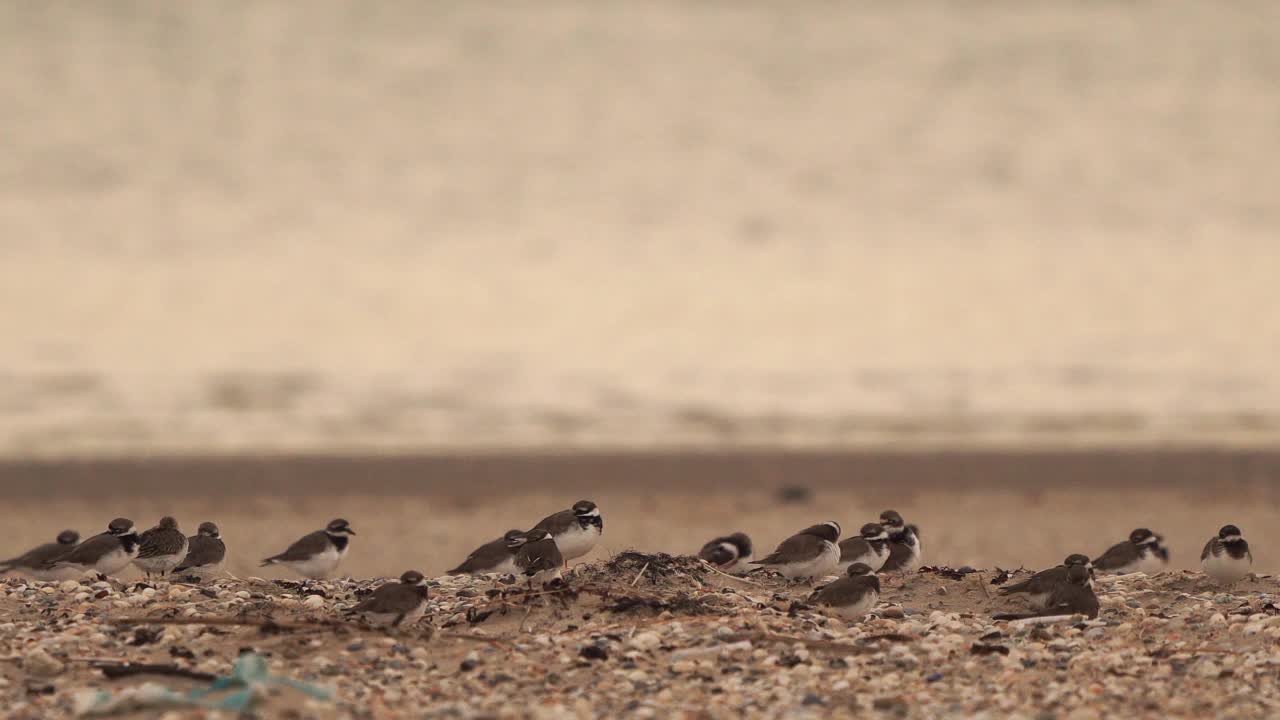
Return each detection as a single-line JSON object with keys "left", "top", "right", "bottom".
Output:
{"left": 0, "top": 502, "right": 1256, "bottom": 625}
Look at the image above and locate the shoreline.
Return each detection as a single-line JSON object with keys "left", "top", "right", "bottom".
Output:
{"left": 3, "top": 445, "right": 1277, "bottom": 498}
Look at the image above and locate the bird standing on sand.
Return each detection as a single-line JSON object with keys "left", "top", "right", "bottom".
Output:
{"left": 260, "top": 519, "right": 355, "bottom": 580}
{"left": 879, "top": 523, "right": 921, "bottom": 575}
{"left": 349, "top": 571, "right": 430, "bottom": 626}
{"left": 174, "top": 522, "right": 226, "bottom": 578}
{"left": 878, "top": 511, "right": 922, "bottom": 574}
{"left": 1201, "top": 524, "right": 1252, "bottom": 585}
{"left": 133, "top": 517, "right": 189, "bottom": 580}
{"left": 0, "top": 530, "right": 81, "bottom": 581}
{"left": 697, "top": 533, "right": 754, "bottom": 574}
{"left": 1092, "top": 528, "right": 1169, "bottom": 575}
{"left": 750, "top": 522, "right": 841, "bottom": 579}
{"left": 515, "top": 528, "right": 564, "bottom": 587}
{"left": 46, "top": 518, "right": 140, "bottom": 579}
{"left": 838, "top": 523, "right": 890, "bottom": 572}
{"left": 809, "top": 563, "right": 881, "bottom": 620}
{"left": 533, "top": 500, "right": 603, "bottom": 563}
{"left": 998, "top": 554, "right": 1093, "bottom": 609}
{"left": 448, "top": 530, "right": 528, "bottom": 575}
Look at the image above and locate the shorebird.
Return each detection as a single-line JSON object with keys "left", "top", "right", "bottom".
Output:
{"left": 0, "top": 530, "right": 81, "bottom": 581}
{"left": 750, "top": 522, "right": 841, "bottom": 580}
{"left": 808, "top": 562, "right": 881, "bottom": 620}
{"left": 349, "top": 571, "right": 430, "bottom": 626}
{"left": 837, "top": 523, "right": 890, "bottom": 572}
{"left": 1092, "top": 528, "right": 1169, "bottom": 575}
{"left": 448, "top": 530, "right": 528, "bottom": 575}
{"left": 173, "top": 522, "right": 226, "bottom": 579}
{"left": 515, "top": 528, "right": 564, "bottom": 588}
{"left": 260, "top": 519, "right": 355, "bottom": 580}
{"left": 879, "top": 524, "right": 921, "bottom": 575}
{"left": 133, "top": 517, "right": 189, "bottom": 580}
{"left": 46, "top": 518, "right": 140, "bottom": 579}
{"left": 1201, "top": 524, "right": 1252, "bottom": 585}
{"left": 533, "top": 500, "right": 603, "bottom": 564}
{"left": 998, "top": 554, "right": 1093, "bottom": 609}
{"left": 878, "top": 511, "right": 922, "bottom": 574}
{"left": 994, "top": 563, "right": 1099, "bottom": 620}
{"left": 697, "top": 533, "right": 754, "bottom": 574}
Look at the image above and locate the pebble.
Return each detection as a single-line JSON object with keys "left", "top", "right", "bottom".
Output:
{"left": 628, "top": 632, "right": 661, "bottom": 651}
{"left": 24, "top": 649, "right": 64, "bottom": 676}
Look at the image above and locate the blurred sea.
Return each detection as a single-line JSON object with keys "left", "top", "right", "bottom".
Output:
{"left": 2, "top": 2, "right": 1278, "bottom": 456}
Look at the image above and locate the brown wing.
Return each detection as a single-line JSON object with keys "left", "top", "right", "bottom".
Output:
{"left": 137, "top": 528, "right": 186, "bottom": 559}
{"left": 880, "top": 540, "right": 914, "bottom": 572}
{"left": 448, "top": 537, "right": 514, "bottom": 574}
{"left": 49, "top": 533, "right": 116, "bottom": 566}
{"left": 1, "top": 542, "right": 65, "bottom": 569}
{"left": 1200, "top": 538, "right": 1217, "bottom": 562}
{"left": 998, "top": 565, "right": 1066, "bottom": 596}
{"left": 1046, "top": 584, "right": 1099, "bottom": 619}
{"left": 517, "top": 538, "right": 563, "bottom": 574}
{"left": 1092, "top": 541, "right": 1139, "bottom": 570}
{"left": 263, "top": 530, "right": 329, "bottom": 563}
{"left": 533, "top": 510, "right": 575, "bottom": 535}
{"left": 810, "top": 575, "right": 879, "bottom": 605}
{"left": 755, "top": 533, "right": 824, "bottom": 565}
{"left": 838, "top": 537, "right": 870, "bottom": 559}
{"left": 175, "top": 536, "right": 225, "bottom": 571}
{"left": 354, "top": 583, "right": 425, "bottom": 614}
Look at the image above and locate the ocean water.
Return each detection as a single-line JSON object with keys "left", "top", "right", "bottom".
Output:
{"left": 1, "top": 2, "right": 1278, "bottom": 456}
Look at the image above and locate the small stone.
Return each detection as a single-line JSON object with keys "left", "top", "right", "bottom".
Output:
{"left": 1196, "top": 660, "right": 1222, "bottom": 678}
{"left": 24, "top": 649, "right": 63, "bottom": 677}
{"left": 629, "top": 632, "right": 661, "bottom": 651}
{"left": 302, "top": 595, "right": 326, "bottom": 610}
{"left": 580, "top": 645, "right": 609, "bottom": 661}
{"left": 58, "top": 580, "right": 80, "bottom": 593}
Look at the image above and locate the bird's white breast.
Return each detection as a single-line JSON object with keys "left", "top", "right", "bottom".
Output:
{"left": 1203, "top": 550, "right": 1250, "bottom": 584}
{"left": 554, "top": 523, "right": 601, "bottom": 561}
{"left": 283, "top": 544, "right": 343, "bottom": 579}
{"left": 94, "top": 547, "right": 135, "bottom": 576}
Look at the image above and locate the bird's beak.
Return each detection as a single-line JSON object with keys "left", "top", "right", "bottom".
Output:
{"left": 347, "top": 529, "right": 357, "bottom": 535}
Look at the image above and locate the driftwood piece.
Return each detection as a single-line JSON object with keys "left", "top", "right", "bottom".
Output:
{"left": 92, "top": 661, "right": 217, "bottom": 682}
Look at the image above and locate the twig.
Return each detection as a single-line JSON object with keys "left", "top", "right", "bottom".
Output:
{"left": 670, "top": 640, "right": 753, "bottom": 660}
{"left": 723, "top": 631, "right": 873, "bottom": 654}
{"left": 631, "top": 563, "right": 650, "bottom": 587}
{"left": 436, "top": 632, "right": 512, "bottom": 649}
{"left": 107, "top": 615, "right": 340, "bottom": 631}
{"left": 698, "top": 560, "right": 767, "bottom": 587}
{"left": 974, "top": 572, "right": 992, "bottom": 600}
{"left": 91, "top": 661, "right": 216, "bottom": 682}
